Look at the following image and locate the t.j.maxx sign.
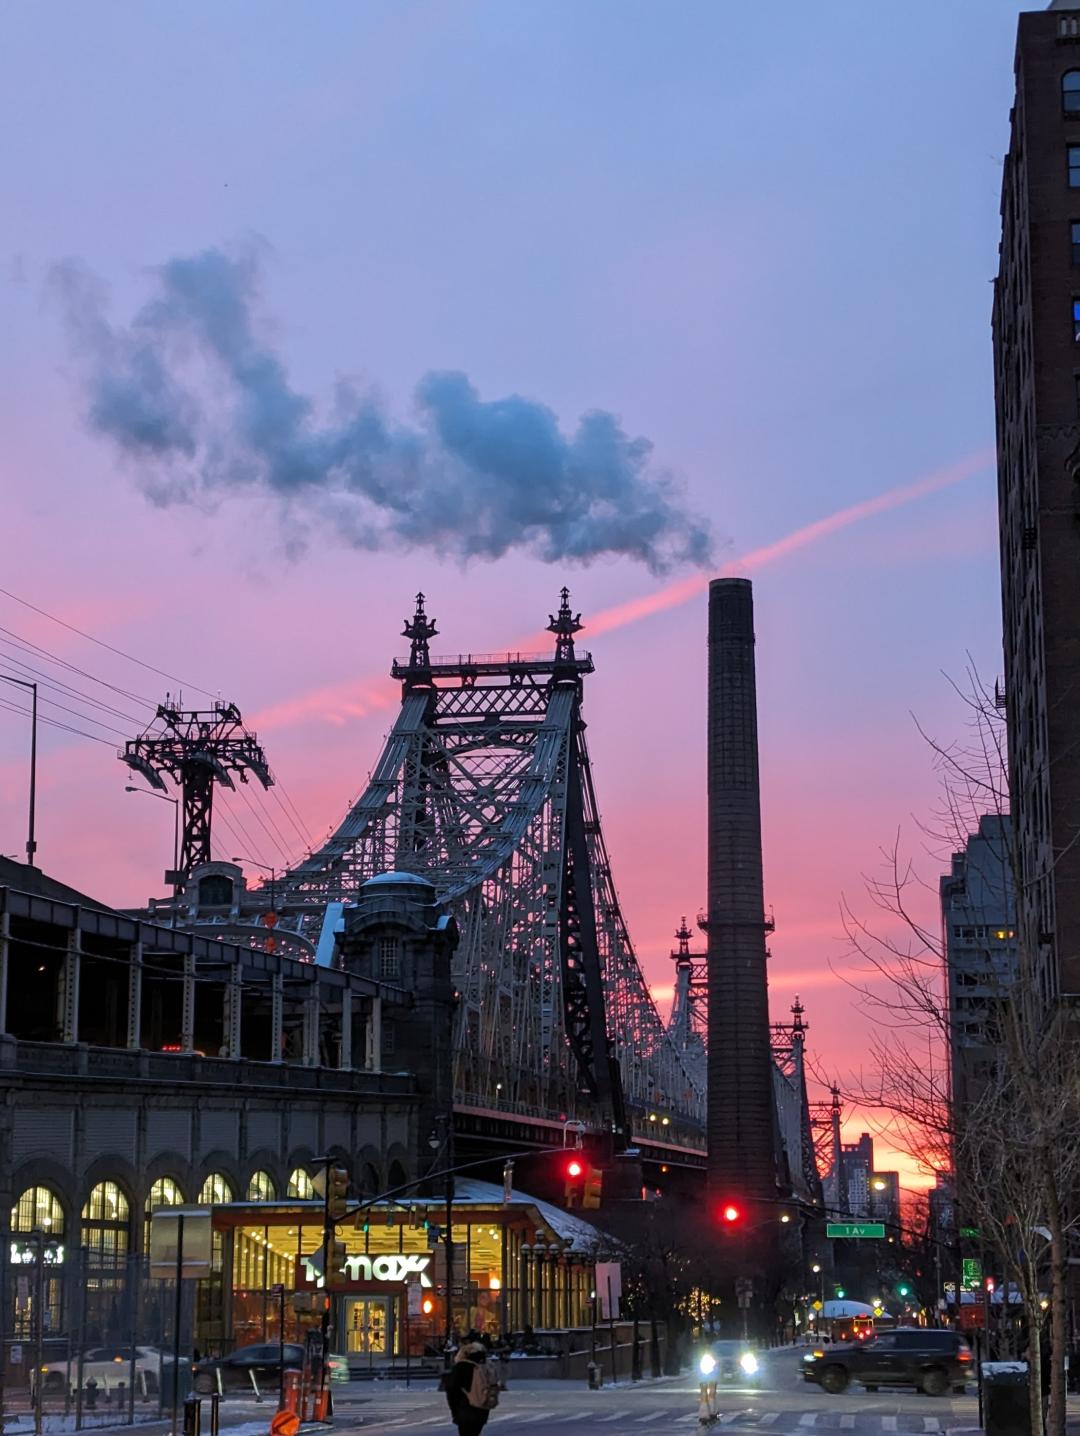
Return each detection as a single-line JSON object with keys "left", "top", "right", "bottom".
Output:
{"left": 300, "top": 1251, "right": 433, "bottom": 1288}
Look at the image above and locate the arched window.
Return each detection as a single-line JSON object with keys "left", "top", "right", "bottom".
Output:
{"left": 11, "top": 1187, "right": 65, "bottom": 1338}
{"left": 199, "top": 1173, "right": 234, "bottom": 1205}
{"left": 82, "top": 1182, "right": 130, "bottom": 1270}
{"left": 287, "top": 1168, "right": 314, "bottom": 1199}
{"left": 12, "top": 1185, "right": 65, "bottom": 1235}
{"left": 360, "top": 1162, "right": 381, "bottom": 1198}
{"left": 1065, "top": 70, "right": 1080, "bottom": 114}
{"left": 387, "top": 1161, "right": 408, "bottom": 1195}
{"left": 247, "top": 1171, "right": 276, "bottom": 1201}
{"left": 144, "top": 1176, "right": 184, "bottom": 1249}
{"left": 198, "top": 874, "right": 233, "bottom": 907}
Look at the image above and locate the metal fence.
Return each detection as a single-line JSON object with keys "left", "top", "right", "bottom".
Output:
{"left": 0, "top": 1246, "right": 196, "bottom": 1432}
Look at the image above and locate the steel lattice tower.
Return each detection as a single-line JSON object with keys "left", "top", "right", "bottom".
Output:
{"left": 122, "top": 701, "right": 273, "bottom": 873}
{"left": 271, "top": 590, "right": 704, "bottom": 1143}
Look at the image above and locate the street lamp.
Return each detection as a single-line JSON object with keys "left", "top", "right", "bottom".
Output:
{"left": 125, "top": 786, "right": 181, "bottom": 926}
{"left": 232, "top": 856, "right": 277, "bottom": 914}
{"left": 0, "top": 675, "right": 38, "bottom": 866}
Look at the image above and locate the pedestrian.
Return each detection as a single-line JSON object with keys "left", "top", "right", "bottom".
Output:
{"left": 444, "top": 1341, "right": 499, "bottom": 1434}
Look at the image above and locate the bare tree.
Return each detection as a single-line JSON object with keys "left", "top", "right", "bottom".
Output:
{"left": 834, "top": 670, "right": 1080, "bottom": 1436}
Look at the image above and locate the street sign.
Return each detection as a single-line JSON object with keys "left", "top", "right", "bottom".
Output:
{"left": 826, "top": 1222, "right": 885, "bottom": 1239}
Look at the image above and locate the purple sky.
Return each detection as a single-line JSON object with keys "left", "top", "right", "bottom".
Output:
{"left": 0, "top": 0, "right": 1024, "bottom": 1181}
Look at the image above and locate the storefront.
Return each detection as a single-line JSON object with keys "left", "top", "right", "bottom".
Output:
{"left": 194, "top": 1178, "right": 601, "bottom": 1361}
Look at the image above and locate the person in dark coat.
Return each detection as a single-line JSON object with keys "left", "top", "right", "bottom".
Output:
{"left": 444, "top": 1343, "right": 492, "bottom": 1434}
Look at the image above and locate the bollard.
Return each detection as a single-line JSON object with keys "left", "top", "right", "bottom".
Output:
{"left": 182, "top": 1395, "right": 202, "bottom": 1436}
{"left": 587, "top": 1361, "right": 602, "bottom": 1389}
{"left": 208, "top": 1392, "right": 221, "bottom": 1436}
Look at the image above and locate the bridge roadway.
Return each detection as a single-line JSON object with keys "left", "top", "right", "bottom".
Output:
{"left": 452, "top": 1100, "right": 708, "bottom": 1179}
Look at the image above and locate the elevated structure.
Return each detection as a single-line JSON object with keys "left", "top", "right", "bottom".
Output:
{"left": 235, "top": 590, "right": 702, "bottom": 1150}
{"left": 706, "top": 578, "right": 779, "bottom": 1207}
{"left": 122, "top": 701, "right": 273, "bottom": 874}
{"left": 770, "top": 998, "right": 822, "bottom": 1205}
{"left": 668, "top": 916, "right": 707, "bottom": 1073}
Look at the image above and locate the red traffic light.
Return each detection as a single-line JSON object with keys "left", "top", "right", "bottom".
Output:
{"left": 721, "top": 1202, "right": 741, "bottom": 1224}
{"left": 566, "top": 1158, "right": 584, "bottom": 1179}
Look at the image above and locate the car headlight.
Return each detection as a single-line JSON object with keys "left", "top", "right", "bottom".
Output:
{"left": 740, "top": 1352, "right": 759, "bottom": 1376}
{"left": 699, "top": 1353, "right": 717, "bottom": 1377}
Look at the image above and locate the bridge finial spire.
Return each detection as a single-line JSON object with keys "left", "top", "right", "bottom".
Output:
{"left": 403, "top": 591, "right": 438, "bottom": 670}
{"left": 547, "top": 586, "right": 583, "bottom": 666}
{"left": 674, "top": 916, "right": 692, "bottom": 958}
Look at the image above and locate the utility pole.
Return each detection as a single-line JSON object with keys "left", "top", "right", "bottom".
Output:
{"left": 0, "top": 675, "right": 38, "bottom": 866}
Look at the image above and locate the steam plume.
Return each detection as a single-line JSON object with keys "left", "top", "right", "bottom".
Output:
{"left": 51, "top": 247, "right": 713, "bottom": 572}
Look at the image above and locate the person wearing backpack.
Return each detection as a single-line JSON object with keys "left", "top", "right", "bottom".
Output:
{"left": 444, "top": 1342, "right": 499, "bottom": 1433}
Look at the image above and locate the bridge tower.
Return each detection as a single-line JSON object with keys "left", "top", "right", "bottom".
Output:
{"left": 668, "top": 916, "right": 707, "bottom": 1061}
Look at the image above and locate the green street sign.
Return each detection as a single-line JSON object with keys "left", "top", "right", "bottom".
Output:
{"left": 962, "top": 1257, "right": 982, "bottom": 1290}
{"left": 960, "top": 1227, "right": 980, "bottom": 1239}
{"left": 826, "top": 1222, "right": 886, "bottom": 1239}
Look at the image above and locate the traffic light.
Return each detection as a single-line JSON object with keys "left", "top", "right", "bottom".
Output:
{"left": 564, "top": 1155, "right": 586, "bottom": 1208}
{"left": 326, "top": 1236, "right": 347, "bottom": 1281}
{"left": 985, "top": 1277, "right": 996, "bottom": 1294}
{"left": 897, "top": 1283, "right": 911, "bottom": 1298}
{"left": 421, "top": 1295, "right": 436, "bottom": 1317}
{"left": 719, "top": 1202, "right": 742, "bottom": 1226}
{"left": 327, "top": 1164, "right": 349, "bottom": 1223}
{"left": 835, "top": 1287, "right": 846, "bottom": 1299}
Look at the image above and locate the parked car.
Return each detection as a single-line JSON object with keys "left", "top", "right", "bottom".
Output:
{"left": 192, "top": 1343, "right": 348, "bottom": 1395}
{"left": 35, "top": 1345, "right": 180, "bottom": 1397}
{"left": 699, "top": 1340, "right": 761, "bottom": 1384}
{"left": 803, "top": 1327, "right": 972, "bottom": 1396}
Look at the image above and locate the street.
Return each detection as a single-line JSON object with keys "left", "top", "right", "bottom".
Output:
{"left": 199, "top": 1349, "right": 982, "bottom": 1436}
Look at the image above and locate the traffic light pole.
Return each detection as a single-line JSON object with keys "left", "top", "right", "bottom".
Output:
{"left": 319, "top": 1156, "right": 333, "bottom": 1418}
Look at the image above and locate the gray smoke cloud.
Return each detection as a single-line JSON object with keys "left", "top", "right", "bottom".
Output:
{"left": 50, "top": 247, "right": 713, "bottom": 571}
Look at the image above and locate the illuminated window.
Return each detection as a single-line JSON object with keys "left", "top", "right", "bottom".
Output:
{"left": 199, "top": 1173, "right": 234, "bottom": 1205}
{"left": 287, "top": 1168, "right": 314, "bottom": 1199}
{"left": 1073, "top": 299, "right": 1080, "bottom": 342}
{"left": 82, "top": 1182, "right": 130, "bottom": 1271}
{"left": 1065, "top": 71, "right": 1080, "bottom": 114}
{"left": 247, "top": 1171, "right": 276, "bottom": 1202}
{"left": 1069, "top": 147, "right": 1080, "bottom": 188}
{"left": 144, "top": 1176, "right": 184, "bottom": 1249}
{"left": 379, "top": 937, "right": 400, "bottom": 980}
{"left": 12, "top": 1186, "right": 64, "bottom": 1235}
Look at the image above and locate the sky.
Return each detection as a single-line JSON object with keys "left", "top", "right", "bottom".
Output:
{"left": 0, "top": 0, "right": 1026, "bottom": 1185}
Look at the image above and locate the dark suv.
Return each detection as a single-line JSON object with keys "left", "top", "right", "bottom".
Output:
{"left": 803, "top": 1327, "right": 973, "bottom": 1396}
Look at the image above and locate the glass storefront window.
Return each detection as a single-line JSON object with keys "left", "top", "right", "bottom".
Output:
{"left": 11, "top": 1186, "right": 65, "bottom": 1338}
{"left": 144, "top": 1176, "right": 184, "bottom": 1250}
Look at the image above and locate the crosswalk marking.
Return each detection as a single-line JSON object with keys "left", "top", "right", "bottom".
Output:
{"left": 799, "top": 1415, "right": 819, "bottom": 1428}
{"left": 594, "top": 1414, "right": 628, "bottom": 1424}
{"left": 518, "top": 1414, "right": 556, "bottom": 1425}
{"left": 923, "top": 1420, "right": 941, "bottom": 1433}
{"left": 759, "top": 1414, "right": 781, "bottom": 1425}
{"left": 841, "top": 1415, "right": 857, "bottom": 1429}
{"left": 882, "top": 1418, "right": 898, "bottom": 1432}
{"left": 635, "top": 1414, "right": 665, "bottom": 1423}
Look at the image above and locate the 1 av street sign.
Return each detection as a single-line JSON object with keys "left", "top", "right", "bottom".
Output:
{"left": 826, "top": 1222, "right": 886, "bottom": 1239}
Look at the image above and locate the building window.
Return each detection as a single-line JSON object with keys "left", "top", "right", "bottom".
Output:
{"left": 11, "top": 1187, "right": 66, "bottom": 1339}
{"left": 383, "top": 1022, "right": 396, "bottom": 1056}
{"left": 287, "top": 1168, "right": 314, "bottom": 1199}
{"left": 145, "top": 1176, "right": 184, "bottom": 1250}
{"left": 247, "top": 1171, "right": 276, "bottom": 1202}
{"left": 1065, "top": 71, "right": 1080, "bottom": 114}
{"left": 199, "top": 1173, "right": 234, "bottom": 1205}
{"left": 1073, "top": 299, "right": 1080, "bottom": 342}
{"left": 1069, "top": 146, "right": 1080, "bottom": 187}
{"left": 82, "top": 1182, "right": 130, "bottom": 1272}
{"left": 198, "top": 874, "right": 233, "bottom": 907}
{"left": 378, "top": 937, "right": 400, "bottom": 980}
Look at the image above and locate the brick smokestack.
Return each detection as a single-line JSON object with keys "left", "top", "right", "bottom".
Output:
{"left": 707, "top": 577, "right": 776, "bottom": 1206}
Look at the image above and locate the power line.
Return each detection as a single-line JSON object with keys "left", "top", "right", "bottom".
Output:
{"left": 0, "top": 585, "right": 218, "bottom": 699}
{"left": 0, "top": 696, "right": 114, "bottom": 747}
{"left": 270, "top": 782, "right": 313, "bottom": 849}
{"left": 0, "top": 644, "right": 151, "bottom": 726}
{"left": 0, "top": 669, "right": 134, "bottom": 739}
{"left": 241, "top": 783, "right": 296, "bottom": 865}
{"left": 0, "top": 625, "right": 156, "bottom": 708}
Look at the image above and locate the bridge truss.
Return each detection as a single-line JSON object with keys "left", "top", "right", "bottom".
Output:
{"left": 278, "top": 592, "right": 704, "bottom": 1144}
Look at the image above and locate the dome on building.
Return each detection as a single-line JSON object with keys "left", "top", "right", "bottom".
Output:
{"left": 364, "top": 871, "right": 436, "bottom": 888}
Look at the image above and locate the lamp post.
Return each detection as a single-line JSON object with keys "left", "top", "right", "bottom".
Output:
{"left": 125, "top": 786, "right": 180, "bottom": 926}
{"left": 0, "top": 675, "right": 38, "bottom": 866}
{"left": 232, "top": 857, "right": 277, "bottom": 916}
